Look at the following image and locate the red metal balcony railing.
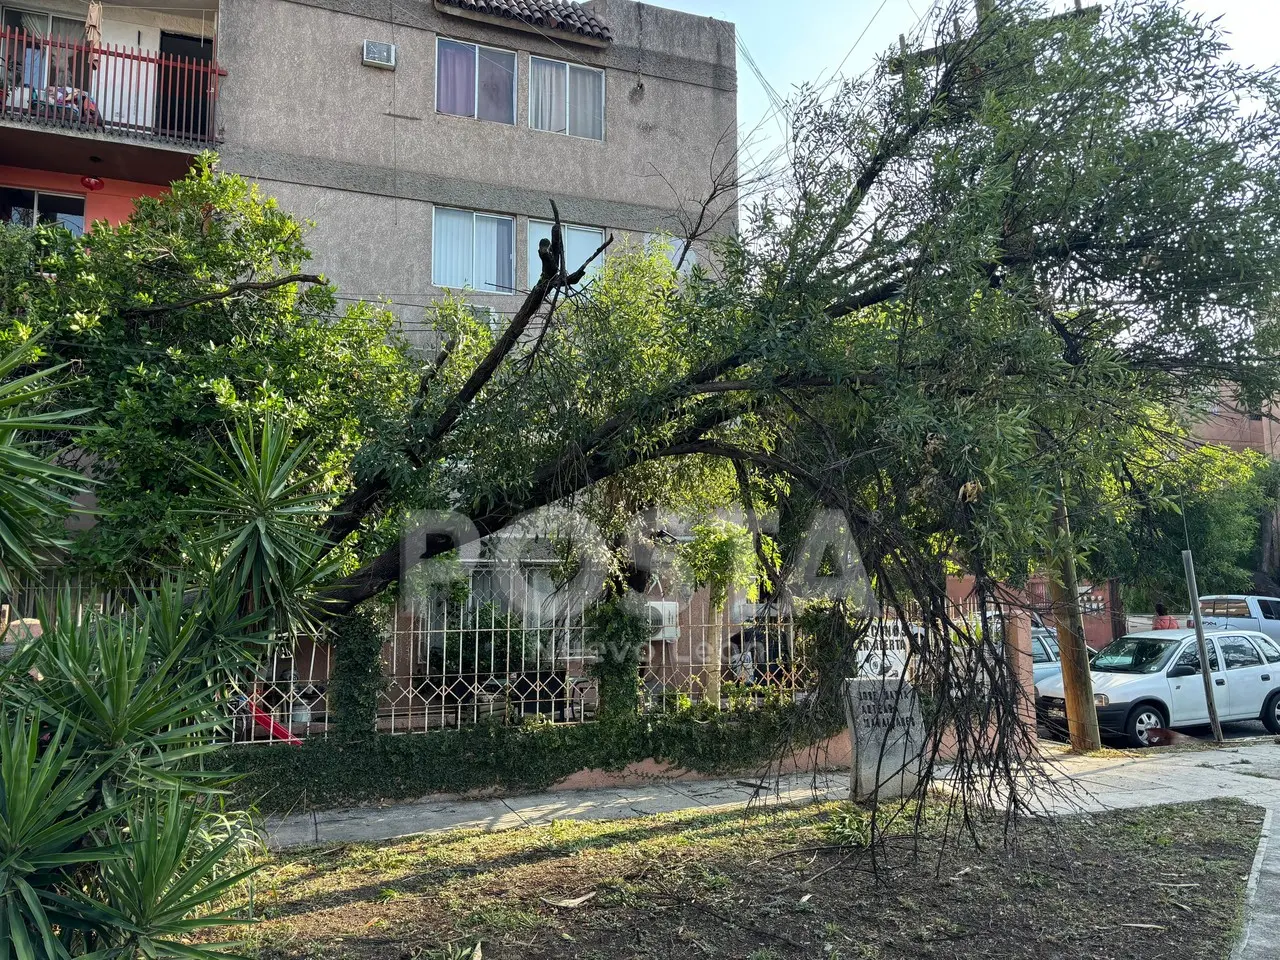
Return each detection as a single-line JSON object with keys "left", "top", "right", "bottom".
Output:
{"left": 0, "top": 27, "right": 221, "bottom": 146}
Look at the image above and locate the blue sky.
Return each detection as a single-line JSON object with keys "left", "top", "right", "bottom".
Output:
{"left": 653, "top": 0, "right": 1278, "bottom": 167}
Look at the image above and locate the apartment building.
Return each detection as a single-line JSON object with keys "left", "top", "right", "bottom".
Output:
{"left": 1, "top": 0, "right": 738, "bottom": 339}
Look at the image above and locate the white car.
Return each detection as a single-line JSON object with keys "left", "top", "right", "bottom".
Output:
{"left": 1036, "top": 629, "right": 1280, "bottom": 746}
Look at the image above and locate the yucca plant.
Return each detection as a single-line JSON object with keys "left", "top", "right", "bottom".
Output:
{"left": 0, "top": 331, "right": 91, "bottom": 593}
{"left": 0, "top": 336, "right": 343, "bottom": 955}
{"left": 21, "top": 596, "right": 228, "bottom": 796}
{"left": 0, "top": 593, "right": 259, "bottom": 958}
{"left": 93, "top": 791, "right": 257, "bottom": 960}
{"left": 182, "top": 417, "right": 344, "bottom": 639}
{"left": 0, "top": 713, "right": 120, "bottom": 959}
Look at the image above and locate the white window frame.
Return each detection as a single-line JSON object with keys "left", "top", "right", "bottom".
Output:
{"left": 1, "top": 185, "right": 86, "bottom": 235}
{"left": 527, "top": 218, "right": 605, "bottom": 284}
{"left": 435, "top": 35, "right": 517, "bottom": 126}
{"left": 431, "top": 205, "right": 516, "bottom": 295}
{"left": 528, "top": 54, "right": 605, "bottom": 141}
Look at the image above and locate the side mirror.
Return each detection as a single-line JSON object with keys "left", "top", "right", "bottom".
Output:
{"left": 1167, "top": 663, "right": 1197, "bottom": 678}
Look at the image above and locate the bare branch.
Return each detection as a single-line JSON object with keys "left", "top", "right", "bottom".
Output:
{"left": 126, "top": 273, "right": 325, "bottom": 316}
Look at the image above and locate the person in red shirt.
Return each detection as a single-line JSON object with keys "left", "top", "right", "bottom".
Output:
{"left": 1152, "top": 602, "right": 1180, "bottom": 630}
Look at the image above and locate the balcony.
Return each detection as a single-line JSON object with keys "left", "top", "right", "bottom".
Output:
{"left": 1, "top": 27, "right": 221, "bottom": 148}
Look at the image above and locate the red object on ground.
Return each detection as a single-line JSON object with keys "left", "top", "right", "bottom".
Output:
{"left": 247, "top": 699, "right": 302, "bottom": 746}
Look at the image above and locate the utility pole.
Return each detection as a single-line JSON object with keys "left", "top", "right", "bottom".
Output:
{"left": 1048, "top": 489, "right": 1102, "bottom": 751}
{"left": 1181, "top": 550, "right": 1224, "bottom": 743}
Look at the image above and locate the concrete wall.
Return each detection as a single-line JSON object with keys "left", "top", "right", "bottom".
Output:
{"left": 1193, "top": 400, "right": 1280, "bottom": 459}
{"left": 212, "top": 0, "right": 737, "bottom": 337}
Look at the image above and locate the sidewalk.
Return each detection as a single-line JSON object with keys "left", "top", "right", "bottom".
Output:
{"left": 263, "top": 739, "right": 1280, "bottom": 958}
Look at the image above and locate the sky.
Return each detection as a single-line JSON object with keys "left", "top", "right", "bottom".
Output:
{"left": 650, "top": 0, "right": 1280, "bottom": 171}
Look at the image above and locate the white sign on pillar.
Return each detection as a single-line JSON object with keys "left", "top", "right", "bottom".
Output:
{"left": 842, "top": 676, "right": 925, "bottom": 802}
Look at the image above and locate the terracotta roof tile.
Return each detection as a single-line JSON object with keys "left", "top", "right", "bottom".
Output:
{"left": 437, "top": 0, "right": 612, "bottom": 43}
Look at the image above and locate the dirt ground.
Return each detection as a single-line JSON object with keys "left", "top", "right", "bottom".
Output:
{"left": 233, "top": 798, "right": 1264, "bottom": 960}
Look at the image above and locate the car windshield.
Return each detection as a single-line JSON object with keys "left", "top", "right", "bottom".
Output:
{"left": 1092, "top": 636, "right": 1180, "bottom": 674}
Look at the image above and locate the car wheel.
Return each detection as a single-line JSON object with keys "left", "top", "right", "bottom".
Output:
{"left": 1263, "top": 691, "right": 1280, "bottom": 735}
{"left": 1125, "top": 703, "right": 1167, "bottom": 748}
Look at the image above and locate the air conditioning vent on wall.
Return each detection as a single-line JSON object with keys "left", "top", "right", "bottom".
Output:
{"left": 645, "top": 601, "right": 680, "bottom": 643}
{"left": 363, "top": 40, "right": 397, "bottom": 70}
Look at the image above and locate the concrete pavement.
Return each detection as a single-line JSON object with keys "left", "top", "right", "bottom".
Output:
{"left": 262, "top": 738, "right": 1280, "bottom": 958}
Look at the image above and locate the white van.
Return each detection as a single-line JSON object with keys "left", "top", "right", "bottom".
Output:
{"left": 1036, "top": 629, "right": 1280, "bottom": 746}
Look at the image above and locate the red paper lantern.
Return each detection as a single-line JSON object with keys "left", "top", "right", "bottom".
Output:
{"left": 80, "top": 176, "right": 105, "bottom": 192}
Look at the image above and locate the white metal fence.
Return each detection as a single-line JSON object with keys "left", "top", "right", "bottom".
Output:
{"left": 5, "top": 570, "right": 1053, "bottom": 747}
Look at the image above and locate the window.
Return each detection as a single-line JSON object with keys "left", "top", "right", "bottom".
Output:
{"left": 529, "top": 56, "right": 603, "bottom": 140}
{"left": 1173, "top": 642, "right": 1220, "bottom": 673}
{"left": 2, "top": 8, "right": 84, "bottom": 88}
{"left": 646, "top": 233, "right": 697, "bottom": 275}
{"left": 0, "top": 187, "right": 84, "bottom": 235}
{"left": 432, "top": 206, "right": 514, "bottom": 294}
{"left": 1030, "top": 638, "right": 1052, "bottom": 664}
{"left": 436, "top": 38, "right": 515, "bottom": 125}
{"left": 1258, "top": 599, "right": 1280, "bottom": 620}
{"left": 1201, "top": 598, "right": 1250, "bottom": 618}
{"left": 1255, "top": 635, "right": 1280, "bottom": 664}
{"left": 1219, "top": 636, "right": 1264, "bottom": 670}
{"left": 526, "top": 220, "right": 604, "bottom": 284}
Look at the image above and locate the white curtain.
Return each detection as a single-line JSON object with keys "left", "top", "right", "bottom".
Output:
{"left": 567, "top": 65, "right": 603, "bottom": 140}
{"left": 530, "top": 57, "right": 566, "bottom": 134}
{"left": 433, "top": 207, "right": 474, "bottom": 288}
{"left": 436, "top": 38, "right": 476, "bottom": 117}
{"left": 527, "top": 221, "right": 604, "bottom": 285}
{"left": 565, "top": 225, "right": 604, "bottom": 276}
{"left": 473, "top": 214, "right": 513, "bottom": 293}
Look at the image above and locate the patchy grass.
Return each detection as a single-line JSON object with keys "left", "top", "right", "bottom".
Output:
{"left": 228, "top": 799, "right": 1263, "bottom": 959}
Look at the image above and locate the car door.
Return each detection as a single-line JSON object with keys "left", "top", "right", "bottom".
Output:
{"left": 1217, "top": 634, "right": 1271, "bottom": 720}
{"left": 1253, "top": 599, "right": 1280, "bottom": 642}
{"left": 1166, "top": 639, "right": 1225, "bottom": 725}
{"left": 1031, "top": 635, "right": 1059, "bottom": 685}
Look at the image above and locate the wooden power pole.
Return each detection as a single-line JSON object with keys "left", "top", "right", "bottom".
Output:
{"left": 1049, "top": 491, "right": 1102, "bottom": 752}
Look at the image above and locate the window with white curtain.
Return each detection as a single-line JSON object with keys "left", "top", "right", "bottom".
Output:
{"left": 526, "top": 220, "right": 605, "bottom": 284}
{"left": 436, "top": 37, "right": 516, "bottom": 125}
{"left": 529, "top": 56, "right": 603, "bottom": 140}
{"left": 433, "top": 206, "right": 515, "bottom": 294}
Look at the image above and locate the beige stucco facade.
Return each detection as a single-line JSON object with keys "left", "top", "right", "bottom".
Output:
{"left": 212, "top": 0, "right": 739, "bottom": 340}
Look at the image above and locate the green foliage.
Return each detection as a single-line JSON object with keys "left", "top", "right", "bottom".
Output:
{"left": 0, "top": 155, "right": 416, "bottom": 577}
{"left": 1084, "top": 441, "right": 1277, "bottom": 607}
{"left": 677, "top": 519, "right": 774, "bottom": 610}
{"left": 0, "top": 332, "right": 89, "bottom": 591}
{"left": 585, "top": 599, "right": 647, "bottom": 726}
{"left": 227, "top": 698, "right": 823, "bottom": 814}
{"left": 183, "top": 416, "right": 345, "bottom": 635}
{"left": 0, "top": 584, "right": 257, "bottom": 957}
{"left": 329, "top": 608, "right": 386, "bottom": 740}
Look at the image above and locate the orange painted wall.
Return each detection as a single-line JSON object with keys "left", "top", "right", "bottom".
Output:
{"left": 0, "top": 165, "right": 165, "bottom": 227}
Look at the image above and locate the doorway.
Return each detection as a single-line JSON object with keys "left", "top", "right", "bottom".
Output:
{"left": 157, "top": 31, "right": 212, "bottom": 141}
